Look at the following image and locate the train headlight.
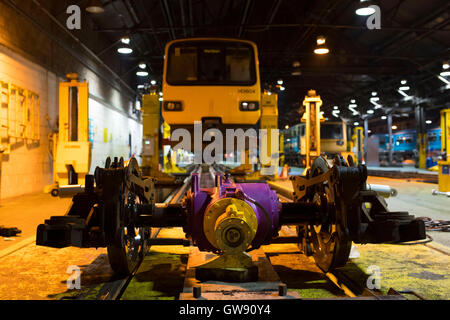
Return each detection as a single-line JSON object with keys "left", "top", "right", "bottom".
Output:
{"left": 240, "top": 101, "right": 259, "bottom": 111}
{"left": 164, "top": 101, "right": 183, "bottom": 111}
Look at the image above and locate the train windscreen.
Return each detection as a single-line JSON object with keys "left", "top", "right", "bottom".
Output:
{"left": 166, "top": 41, "right": 256, "bottom": 86}
{"left": 320, "top": 124, "right": 343, "bottom": 140}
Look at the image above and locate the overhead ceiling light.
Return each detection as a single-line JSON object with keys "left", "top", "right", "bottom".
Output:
{"left": 280, "top": 86, "right": 286, "bottom": 91}
{"left": 443, "top": 61, "right": 449, "bottom": 70}
{"left": 136, "top": 70, "right": 149, "bottom": 77}
{"left": 291, "top": 69, "right": 302, "bottom": 76}
{"left": 426, "top": 120, "right": 432, "bottom": 124}
{"left": 355, "top": 0, "right": 376, "bottom": 16}
{"left": 392, "top": 125, "right": 398, "bottom": 130}
{"left": 367, "top": 110, "right": 374, "bottom": 114}
{"left": 399, "top": 86, "right": 410, "bottom": 91}
{"left": 159, "top": 92, "right": 163, "bottom": 96}
{"left": 159, "top": 98, "right": 163, "bottom": 102}
{"left": 150, "top": 80, "right": 157, "bottom": 85}
{"left": 371, "top": 91, "right": 377, "bottom": 96}
{"left": 316, "top": 36, "right": 326, "bottom": 45}
{"left": 314, "top": 46, "right": 329, "bottom": 55}
{"left": 285, "top": 125, "right": 290, "bottom": 130}
{"left": 401, "top": 79, "right": 407, "bottom": 85}
{"left": 118, "top": 46, "right": 133, "bottom": 54}
{"left": 118, "top": 38, "right": 133, "bottom": 54}
{"left": 314, "top": 36, "right": 329, "bottom": 55}
{"left": 86, "top": 0, "right": 105, "bottom": 13}
{"left": 354, "top": 122, "right": 360, "bottom": 126}
{"left": 333, "top": 106, "right": 339, "bottom": 110}
{"left": 381, "top": 116, "right": 387, "bottom": 120}
{"left": 440, "top": 71, "right": 450, "bottom": 77}
{"left": 139, "top": 63, "right": 147, "bottom": 69}
{"left": 351, "top": 99, "right": 356, "bottom": 103}
{"left": 137, "top": 85, "right": 145, "bottom": 90}
{"left": 277, "top": 79, "right": 284, "bottom": 85}
{"left": 292, "top": 61, "right": 301, "bottom": 68}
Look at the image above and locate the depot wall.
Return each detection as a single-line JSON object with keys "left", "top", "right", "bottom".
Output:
{"left": 0, "top": 46, "right": 142, "bottom": 199}
{"left": 0, "top": 2, "right": 143, "bottom": 199}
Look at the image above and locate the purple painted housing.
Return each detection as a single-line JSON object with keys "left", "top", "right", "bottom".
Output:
{"left": 184, "top": 173, "right": 280, "bottom": 252}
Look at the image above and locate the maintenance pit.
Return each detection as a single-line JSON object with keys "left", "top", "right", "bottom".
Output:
{"left": 0, "top": 0, "right": 449, "bottom": 310}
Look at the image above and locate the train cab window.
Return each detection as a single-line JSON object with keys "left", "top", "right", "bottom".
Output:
{"left": 226, "top": 47, "right": 252, "bottom": 82}
{"left": 167, "top": 47, "right": 198, "bottom": 82}
{"left": 320, "top": 124, "right": 343, "bottom": 140}
{"left": 167, "top": 41, "right": 256, "bottom": 86}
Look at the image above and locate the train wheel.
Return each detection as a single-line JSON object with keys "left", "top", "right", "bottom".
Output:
{"left": 306, "top": 157, "right": 352, "bottom": 272}
{"left": 106, "top": 158, "right": 150, "bottom": 276}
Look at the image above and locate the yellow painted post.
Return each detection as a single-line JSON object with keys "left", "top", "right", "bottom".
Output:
{"left": 438, "top": 109, "right": 450, "bottom": 192}
{"left": 353, "top": 126, "right": 364, "bottom": 164}
{"left": 142, "top": 93, "right": 161, "bottom": 174}
{"left": 301, "top": 90, "right": 324, "bottom": 169}
{"left": 260, "top": 93, "right": 279, "bottom": 177}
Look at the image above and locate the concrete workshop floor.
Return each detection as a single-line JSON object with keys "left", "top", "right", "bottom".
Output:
{"left": 0, "top": 178, "right": 448, "bottom": 300}
{"left": 0, "top": 193, "right": 72, "bottom": 254}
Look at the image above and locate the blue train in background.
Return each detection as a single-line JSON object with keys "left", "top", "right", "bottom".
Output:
{"left": 373, "top": 127, "right": 441, "bottom": 167}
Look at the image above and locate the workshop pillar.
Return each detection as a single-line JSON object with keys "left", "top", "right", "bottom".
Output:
{"left": 387, "top": 114, "right": 393, "bottom": 165}
{"left": 364, "top": 118, "right": 369, "bottom": 164}
{"left": 415, "top": 105, "right": 427, "bottom": 169}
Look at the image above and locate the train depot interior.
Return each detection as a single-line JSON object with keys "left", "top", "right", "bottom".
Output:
{"left": 0, "top": 0, "right": 449, "bottom": 304}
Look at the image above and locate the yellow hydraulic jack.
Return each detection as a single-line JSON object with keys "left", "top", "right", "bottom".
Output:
{"left": 232, "top": 93, "right": 280, "bottom": 180}
{"left": 353, "top": 126, "right": 365, "bottom": 164}
{"left": 300, "top": 90, "right": 324, "bottom": 172}
{"left": 141, "top": 93, "right": 177, "bottom": 183}
{"left": 45, "top": 74, "right": 91, "bottom": 197}
{"left": 162, "top": 122, "right": 187, "bottom": 174}
{"left": 436, "top": 108, "right": 450, "bottom": 194}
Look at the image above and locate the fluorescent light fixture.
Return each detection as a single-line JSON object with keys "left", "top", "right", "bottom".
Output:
{"left": 136, "top": 71, "right": 149, "bottom": 77}
{"left": 159, "top": 98, "right": 163, "bottom": 102}
{"left": 397, "top": 89, "right": 411, "bottom": 99}
{"left": 371, "top": 97, "right": 380, "bottom": 102}
{"left": 351, "top": 99, "right": 356, "bottom": 103}
{"left": 118, "top": 46, "right": 133, "bottom": 54}
{"left": 280, "top": 86, "right": 286, "bottom": 91}
{"left": 139, "top": 63, "right": 147, "bottom": 69}
{"left": 401, "top": 79, "right": 407, "bottom": 85}
{"left": 367, "top": 110, "right": 374, "bottom": 114}
{"left": 399, "top": 86, "right": 410, "bottom": 91}
{"left": 348, "top": 104, "right": 359, "bottom": 115}
{"left": 137, "top": 85, "right": 145, "bottom": 89}
{"left": 121, "top": 37, "right": 130, "bottom": 45}
{"left": 381, "top": 116, "right": 387, "bottom": 120}
{"left": 277, "top": 79, "right": 284, "bottom": 85}
{"left": 86, "top": 0, "right": 105, "bottom": 13}
{"left": 426, "top": 120, "right": 432, "bottom": 124}
{"left": 371, "top": 91, "right": 377, "bottom": 96}
{"left": 159, "top": 92, "right": 163, "bottom": 96}
{"left": 332, "top": 110, "right": 340, "bottom": 118}
{"left": 440, "top": 71, "right": 450, "bottom": 77}
{"left": 438, "top": 75, "right": 450, "bottom": 85}
{"left": 355, "top": 1, "right": 376, "bottom": 16}
{"left": 354, "top": 122, "right": 360, "bottom": 126}
{"left": 333, "top": 106, "right": 339, "bottom": 110}
{"left": 443, "top": 62, "right": 449, "bottom": 70}
{"left": 314, "top": 47, "right": 329, "bottom": 55}
{"left": 316, "top": 36, "right": 326, "bottom": 45}
{"left": 151, "top": 80, "right": 157, "bottom": 85}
